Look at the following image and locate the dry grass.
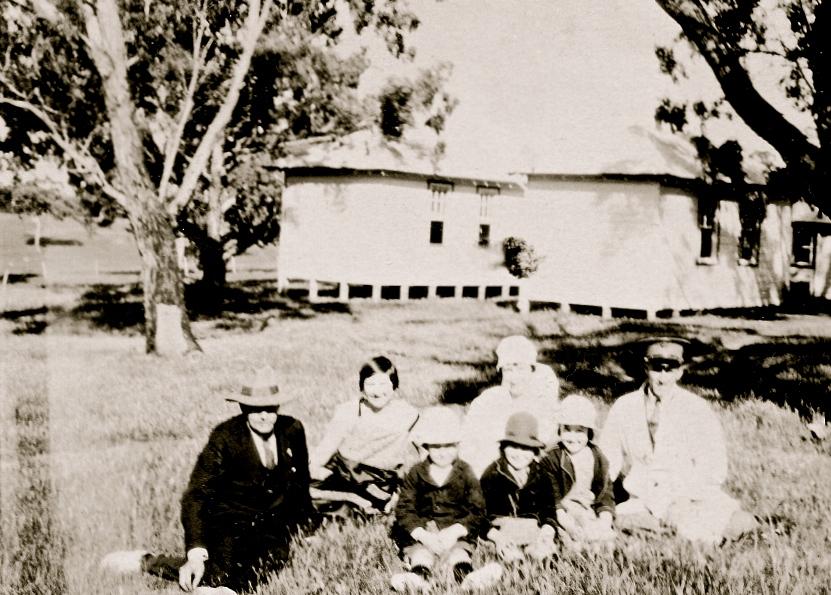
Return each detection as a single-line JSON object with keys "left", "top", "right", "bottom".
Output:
{"left": 2, "top": 300, "right": 831, "bottom": 594}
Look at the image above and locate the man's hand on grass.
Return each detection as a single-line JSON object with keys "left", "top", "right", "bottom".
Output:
{"left": 309, "top": 466, "right": 333, "bottom": 481}
{"left": 178, "top": 557, "right": 205, "bottom": 592}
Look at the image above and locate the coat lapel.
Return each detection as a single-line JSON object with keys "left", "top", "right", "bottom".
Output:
{"left": 235, "top": 418, "right": 266, "bottom": 470}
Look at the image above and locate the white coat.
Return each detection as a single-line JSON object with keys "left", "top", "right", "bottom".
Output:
{"left": 598, "top": 384, "right": 740, "bottom": 543}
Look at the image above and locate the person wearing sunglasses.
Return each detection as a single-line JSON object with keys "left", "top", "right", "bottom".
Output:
{"left": 598, "top": 337, "right": 757, "bottom": 544}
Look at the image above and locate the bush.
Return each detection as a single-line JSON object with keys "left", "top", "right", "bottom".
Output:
{"left": 502, "top": 236, "right": 541, "bottom": 279}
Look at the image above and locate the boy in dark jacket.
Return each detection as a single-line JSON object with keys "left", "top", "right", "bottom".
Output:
{"left": 480, "top": 411, "right": 556, "bottom": 561}
{"left": 390, "top": 407, "right": 502, "bottom": 593}
{"left": 524, "top": 394, "right": 615, "bottom": 551}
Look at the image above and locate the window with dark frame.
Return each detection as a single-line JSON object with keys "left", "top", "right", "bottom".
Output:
{"left": 430, "top": 220, "right": 444, "bottom": 245}
{"left": 738, "top": 227, "right": 761, "bottom": 265}
{"left": 792, "top": 225, "right": 816, "bottom": 267}
{"left": 698, "top": 199, "right": 719, "bottom": 261}
{"left": 737, "top": 191, "right": 765, "bottom": 266}
{"left": 477, "top": 185, "right": 499, "bottom": 218}
{"left": 429, "top": 180, "right": 453, "bottom": 214}
{"left": 478, "top": 223, "right": 490, "bottom": 247}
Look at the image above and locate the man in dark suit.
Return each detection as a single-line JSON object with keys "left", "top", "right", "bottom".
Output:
{"left": 101, "top": 367, "right": 317, "bottom": 594}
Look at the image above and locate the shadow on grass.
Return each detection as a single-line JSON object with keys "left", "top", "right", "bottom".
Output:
{"left": 537, "top": 321, "right": 831, "bottom": 416}
{"left": 717, "top": 339, "right": 831, "bottom": 415}
{"left": 60, "top": 283, "right": 146, "bottom": 331}
{"left": 5, "top": 279, "right": 353, "bottom": 335}
{"left": 434, "top": 319, "right": 831, "bottom": 417}
{"left": 191, "top": 280, "right": 352, "bottom": 323}
{"left": 25, "top": 236, "right": 83, "bottom": 247}
{"left": 2, "top": 306, "right": 49, "bottom": 335}
{"left": 4, "top": 272, "right": 39, "bottom": 284}
{"left": 533, "top": 320, "right": 723, "bottom": 402}
{"left": 434, "top": 360, "right": 497, "bottom": 406}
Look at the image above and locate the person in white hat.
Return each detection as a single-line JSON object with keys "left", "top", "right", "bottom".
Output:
{"left": 459, "top": 335, "right": 560, "bottom": 478}
{"left": 598, "top": 338, "right": 758, "bottom": 544}
{"left": 100, "top": 366, "right": 316, "bottom": 594}
{"left": 390, "top": 407, "right": 502, "bottom": 593}
{"left": 523, "top": 394, "right": 615, "bottom": 551}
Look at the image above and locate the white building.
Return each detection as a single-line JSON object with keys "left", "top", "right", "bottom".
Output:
{"left": 278, "top": 168, "right": 831, "bottom": 317}
{"left": 274, "top": 129, "right": 831, "bottom": 317}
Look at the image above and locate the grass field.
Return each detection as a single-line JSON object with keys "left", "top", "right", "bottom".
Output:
{"left": 2, "top": 294, "right": 831, "bottom": 594}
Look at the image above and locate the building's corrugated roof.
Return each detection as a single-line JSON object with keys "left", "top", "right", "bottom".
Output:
{"left": 277, "top": 129, "right": 525, "bottom": 187}
{"left": 276, "top": 122, "right": 770, "bottom": 187}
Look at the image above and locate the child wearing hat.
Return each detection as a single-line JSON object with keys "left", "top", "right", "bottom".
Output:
{"left": 310, "top": 356, "right": 419, "bottom": 516}
{"left": 480, "top": 411, "right": 557, "bottom": 562}
{"left": 524, "top": 394, "right": 615, "bottom": 551}
{"left": 390, "top": 407, "right": 502, "bottom": 593}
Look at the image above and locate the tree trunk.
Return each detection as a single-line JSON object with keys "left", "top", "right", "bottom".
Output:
{"left": 192, "top": 141, "right": 229, "bottom": 314}
{"left": 195, "top": 238, "right": 227, "bottom": 314}
{"left": 82, "top": 0, "right": 199, "bottom": 355}
{"left": 129, "top": 206, "right": 200, "bottom": 355}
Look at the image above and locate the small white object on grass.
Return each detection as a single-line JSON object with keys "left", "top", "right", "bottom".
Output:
{"left": 99, "top": 549, "right": 149, "bottom": 575}
{"left": 807, "top": 411, "right": 828, "bottom": 441}
{"left": 390, "top": 571, "right": 430, "bottom": 593}
{"left": 194, "top": 587, "right": 237, "bottom": 595}
{"left": 460, "top": 562, "right": 503, "bottom": 591}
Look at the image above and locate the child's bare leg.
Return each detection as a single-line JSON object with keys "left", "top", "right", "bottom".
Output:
{"left": 404, "top": 544, "right": 436, "bottom": 578}
{"left": 446, "top": 543, "right": 473, "bottom": 583}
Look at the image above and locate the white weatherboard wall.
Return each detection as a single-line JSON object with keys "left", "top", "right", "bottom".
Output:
{"left": 659, "top": 191, "right": 792, "bottom": 310}
{"left": 519, "top": 178, "right": 668, "bottom": 311}
{"left": 279, "top": 171, "right": 794, "bottom": 311}
{"left": 522, "top": 178, "right": 791, "bottom": 311}
{"left": 279, "top": 174, "right": 522, "bottom": 288}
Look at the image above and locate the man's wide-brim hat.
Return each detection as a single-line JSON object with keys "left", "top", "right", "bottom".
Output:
{"left": 226, "top": 366, "right": 294, "bottom": 407}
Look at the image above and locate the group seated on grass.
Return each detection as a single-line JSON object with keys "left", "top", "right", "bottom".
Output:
{"left": 101, "top": 336, "right": 759, "bottom": 594}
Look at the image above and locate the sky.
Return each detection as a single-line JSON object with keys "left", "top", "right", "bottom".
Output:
{"left": 1, "top": 0, "right": 802, "bottom": 184}
{"left": 352, "top": 0, "right": 786, "bottom": 178}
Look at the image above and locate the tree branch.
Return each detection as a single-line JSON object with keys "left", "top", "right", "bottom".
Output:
{"left": 0, "top": 93, "right": 130, "bottom": 208}
{"left": 655, "top": 0, "right": 819, "bottom": 171}
{"left": 81, "top": 0, "right": 157, "bottom": 209}
{"left": 167, "top": 0, "right": 274, "bottom": 216}
{"left": 157, "top": 0, "right": 212, "bottom": 202}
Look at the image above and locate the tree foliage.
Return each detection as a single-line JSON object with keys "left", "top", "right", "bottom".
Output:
{"left": 0, "top": 0, "right": 444, "bottom": 353}
{"left": 176, "top": 14, "right": 455, "bottom": 292}
{"left": 653, "top": 0, "right": 828, "bottom": 213}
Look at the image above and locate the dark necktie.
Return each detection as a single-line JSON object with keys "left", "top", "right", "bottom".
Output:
{"left": 646, "top": 397, "right": 660, "bottom": 448}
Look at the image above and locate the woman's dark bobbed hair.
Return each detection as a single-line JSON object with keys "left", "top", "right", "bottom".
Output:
{"left": 359, "top": 356, "right": 399, "bottom": 392}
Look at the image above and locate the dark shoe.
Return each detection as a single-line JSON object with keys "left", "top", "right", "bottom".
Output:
{"left": 411, "top": 565, "right": 432, "bottom": 581}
